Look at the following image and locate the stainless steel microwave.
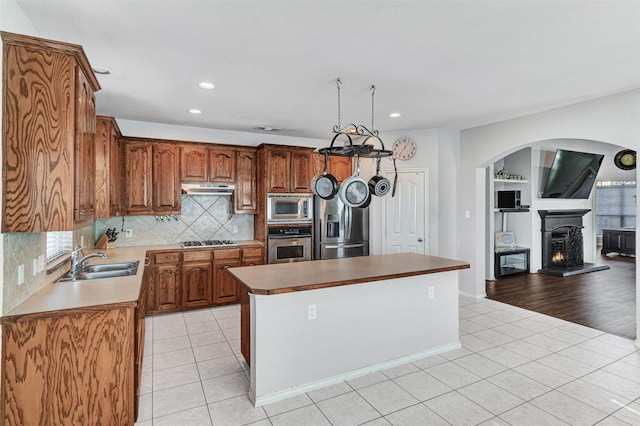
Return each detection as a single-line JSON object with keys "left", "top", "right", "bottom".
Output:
{"left": 267, "top": 193, "right": 313, "bottom": 224}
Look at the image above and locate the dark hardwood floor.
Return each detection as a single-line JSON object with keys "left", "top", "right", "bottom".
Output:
{"left": 486, "top": 251, "right": 636, "bottom": 340}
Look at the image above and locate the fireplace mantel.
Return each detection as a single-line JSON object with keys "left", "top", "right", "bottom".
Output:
{"left": 538, "top": 209, "right": 591, "bottom": 219}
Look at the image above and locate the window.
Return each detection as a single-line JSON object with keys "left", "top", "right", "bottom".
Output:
{"left": 595, "top": 180, "right": 636, "bottom": 236}
{"left": 46, "top": 231, "right": 73, "bottom": 261}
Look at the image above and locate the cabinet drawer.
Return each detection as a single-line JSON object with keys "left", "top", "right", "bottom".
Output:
{"left": 214, "top": 248, "right": 241, "bottom": 260}
{"left": 242, "top": 247, "right": 262, "bottom": 258}
{"left": 183, "top": 250, "right": 212, "bottom": 262}
{"left": 153, "top": 252, "right": 181, "bottom": 264}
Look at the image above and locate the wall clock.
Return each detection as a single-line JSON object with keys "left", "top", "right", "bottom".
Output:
{"left": 392, "top": 137, "right": 416, "bottom": 160}
{"left": 614, "top": 149, "right": 636, "bottom": 170}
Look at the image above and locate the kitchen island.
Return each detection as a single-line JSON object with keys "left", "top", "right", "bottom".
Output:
{"left": 230, "top": 253, "right": 469, "bottom": 406}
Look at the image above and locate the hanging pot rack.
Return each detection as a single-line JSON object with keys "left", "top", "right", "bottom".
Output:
{"left": 317, "top": 78, "right": 393, "bottom": 159}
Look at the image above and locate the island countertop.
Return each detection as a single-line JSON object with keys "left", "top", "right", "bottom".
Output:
{"left": 229, "top": 253, "right": 470, "bottom": 295}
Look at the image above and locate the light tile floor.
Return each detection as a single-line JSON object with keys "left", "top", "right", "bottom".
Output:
{"left": 135, "top": 297, "right": 640, "bottom": 425}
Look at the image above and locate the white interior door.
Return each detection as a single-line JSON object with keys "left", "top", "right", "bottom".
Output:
{"left": 382, "top": 169, "right": 428, "bottom": 254}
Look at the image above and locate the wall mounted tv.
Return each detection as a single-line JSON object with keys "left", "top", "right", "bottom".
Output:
{"left": 541, "top": 149, "right": 604, "bottom": 199}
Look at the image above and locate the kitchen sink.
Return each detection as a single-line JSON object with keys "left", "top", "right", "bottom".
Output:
{"left": 57, "top": 261, "right": 139, "bottom": 282}
{"left": 84, "top": 261, "right": 139, "bottom": 273}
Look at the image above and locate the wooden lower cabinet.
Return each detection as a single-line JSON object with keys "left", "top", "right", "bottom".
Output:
{"left": 153, "top": 252, "right": 182, "bottom": 312}
{"left": 213, "top": 249, "right": 241, "bottom": 304}
{"left": 1, "top": 306, "right": 137, "bottom": 425}
{"left": 183, "top": 251, "right": 213, "bottom": 308}
{"left": 145, "top": 246, "right": 262, "bottom": 314}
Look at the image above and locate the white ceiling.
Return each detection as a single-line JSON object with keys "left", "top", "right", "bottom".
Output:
{"left": 15, "top": 0, "right": 640, "bottom": 140}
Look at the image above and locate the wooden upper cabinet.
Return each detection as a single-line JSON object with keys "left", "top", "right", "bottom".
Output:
{"left": 266, "top": 149, "right": 291, "bottom": 193}
{"left": 180, "top": 145, "right": 236, "bottom": 183}
{"left": 209, "top": 148, "right": 236, "bottom": 183}
{"left": 180, "top": 145, "right": 208, "bottom": 182}
{"left": 235, "top": 148, "right": 258, "bottom": 214}
{"left": 312, "top": 152, "right": 352, "bottom": 184}
{"left": 329, "top": 156, "right": 352, "bottom": 184}
{"left": 290, "top": 150, "right": 313, "bottom": 192}
{"left": 1, "top": 32, "right": 100, "bottom": 232}
{"left": 74, "top": 69, "right": 97, "bottom": 227}
{"left": 262, "top": 145, "right": 314, "bottom": 193}
{"left": 124, "top": 141, "right": 153, "bottom": 214}
{"left": 95, "top": 116, "right": 123, "bottom": 219}
{"left": 153, "top": 144, "right": 181, "bottom": 213}
{"left": 124, "top": 138, "right": 180, "bottom": 215}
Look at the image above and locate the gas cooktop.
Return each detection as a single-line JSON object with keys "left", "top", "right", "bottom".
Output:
{"left": 180, "top": 240, "right": 237, "bottom": 248}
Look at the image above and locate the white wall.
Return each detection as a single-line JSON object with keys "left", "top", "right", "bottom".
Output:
{"left": 368, "top": 129, "right": 459, "bottom": 259}
{"left": 459, "top": 89, "right": 640, "bottom": 345}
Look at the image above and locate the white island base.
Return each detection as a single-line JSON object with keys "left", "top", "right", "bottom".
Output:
{"left": 247, "top": 271, "right": 460, "bottom": 406}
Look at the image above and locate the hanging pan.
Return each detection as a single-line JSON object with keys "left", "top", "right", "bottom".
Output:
{"left": 313, "top": 151, "right": 339, "bottom": 200}
{"left": 368, "top": 155, "right": 391, "bottom": 197}
{"left": 339, "top": 154, "right": 369, "bottom": 208}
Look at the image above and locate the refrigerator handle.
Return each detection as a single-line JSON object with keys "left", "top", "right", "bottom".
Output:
{"left": 345, "top": 205, "right": 351, "bottom": 240}
{"left": 324, "top": 243, "right": 364, "bottom": 249}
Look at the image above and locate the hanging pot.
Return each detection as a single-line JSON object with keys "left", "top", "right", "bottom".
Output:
{"left": 314, "top": 152, "right": 339, "bottom": 200}
{"left": 368, "top": 156, "right": 391, "bottom": 197}
{"left": 359, "top": 190, "right": 372, "bottom": 208}
{"left": 339, "top": 155, "right": 369, "bottom": 208}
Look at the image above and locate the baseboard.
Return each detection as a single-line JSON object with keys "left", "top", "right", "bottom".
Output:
{"left": 459, "top": 290, "right": 486, "bottom": 299}
{"left": 249, "top": 341, "right": 462, "bottom": 407}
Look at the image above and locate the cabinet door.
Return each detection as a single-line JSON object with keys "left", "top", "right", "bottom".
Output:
{"left": 153, "top": 144, "right": 181, "bottom": 213}
{"left": 95, "top": 117, "right": 122, "bottom": 219}
{"left": 154, "top": 263, "right": 181, "bottom": 312}
{"left": 624, "top": 233, "right": 636, "bottom": 252}
{"left": 266, "top": 149, "right": 291, "bottom": 193}
{"left": 125, "top": 142, "right": 154, "bottom": 214}
{"left": 329, "top": 156, "right": 353, "bottom": 183}
{"left": 94, "top": 117, "right": 112, "bottom": 219}
{"left": 74, "top": 68, "right": 96, "bottom": 226}
{"left": 213, "top": 251, "right": 241, "bottom": 304}
{"left": 209, "top": 148, "right": 236, "bottom": 183}
{"left": 181, "top": 145, "right": 208, "bottom": 182}
{"left": 290, "top": 150, "right": 312, "bottom": 192}
{"left": 110, "top": 135, "right": 123, "bottom": 216}
{"left": 182, "top": 262, "right": 212, "bottom": 308}
{"left": 235, "top": 148, "right": 258, "bottom": 213}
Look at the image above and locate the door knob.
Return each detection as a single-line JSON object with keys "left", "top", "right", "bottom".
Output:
{"left": 417, "top": 237, "right": 423, "bottom": 242}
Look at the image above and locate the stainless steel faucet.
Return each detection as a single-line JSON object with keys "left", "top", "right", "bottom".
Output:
{"left": 70, "top": 246, "right": 108, "bottom": 276}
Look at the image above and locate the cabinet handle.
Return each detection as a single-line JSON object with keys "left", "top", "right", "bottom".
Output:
{"left": 417, "top": 238, "right": 423, "bottom": 242}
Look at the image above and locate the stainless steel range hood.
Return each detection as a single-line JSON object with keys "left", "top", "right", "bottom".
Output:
{"left": 181, "top": 183, "right": 235, "bottom": 195}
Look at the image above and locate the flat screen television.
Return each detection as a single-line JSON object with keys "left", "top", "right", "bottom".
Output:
{"left": 541, "top": 149, "right": 604, "bottom": 199}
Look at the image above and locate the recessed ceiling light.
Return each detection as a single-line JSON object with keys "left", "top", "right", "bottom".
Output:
{"left": 92, "top": 66, "right": 111, "bottom": 75}
{"left": 254, "top": 126, "right": 282, "bottom": 132}
{"left": 198, "top": 82, "right": 215, "bottom": 90}
{"left": 188, "top": 109, "right": 202, "bottom": 114}
{"left": 389, "top": 113, "right": 402, "bottom": 118}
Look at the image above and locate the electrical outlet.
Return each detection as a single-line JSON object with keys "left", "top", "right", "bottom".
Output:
{"left": 308, "top": 304, "right": 317, "bottom": 320}
{"left": 125, "top": 229, "right": 133, "bottom": 238}
{"left": 428, "top": 287, "right": 435, "bottom": 299}
{"left": 33, "top": 258, "right": 38, "bottom": 276}
{"left": 80, "top": 235, "right": 84, "bottom": 246}
{"left": 18, "top": 264, "right": 25, "bottom": 285}
{"left": 232, "top": 225, "right": 238, "bottom": 234}
{"left": 464, "top": 210, "right": 471, "bottom": 219}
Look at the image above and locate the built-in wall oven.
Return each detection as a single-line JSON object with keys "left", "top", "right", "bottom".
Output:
{"left": 267, "top": 226, "right": 312, "bottom": 264}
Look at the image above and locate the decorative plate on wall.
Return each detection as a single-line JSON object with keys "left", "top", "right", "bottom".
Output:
{"left": 614, "top": 149, "right": 636, "bottom": 170}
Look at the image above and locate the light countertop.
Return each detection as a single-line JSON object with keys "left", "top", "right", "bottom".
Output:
{"left": 3, "top": 241, "right": 263, "bottom": 319}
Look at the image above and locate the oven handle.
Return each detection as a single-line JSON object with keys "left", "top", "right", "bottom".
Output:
{"left": 267, "top": 235, "right": 312, "bottom": 240}
{"left": 324, "top": 243, "right": 365, "bottom": 249}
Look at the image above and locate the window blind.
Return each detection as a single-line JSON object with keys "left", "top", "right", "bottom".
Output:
{"left": 46, "top": 231, "right": 73, "bottom": 261}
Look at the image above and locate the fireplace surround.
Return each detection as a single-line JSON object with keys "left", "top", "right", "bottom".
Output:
{"left": 538, "top": 209, "right": 609, "bottom": 276}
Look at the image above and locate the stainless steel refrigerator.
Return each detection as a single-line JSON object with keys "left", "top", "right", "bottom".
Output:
{"left": 314, "top": 195, "right": 369, "bottom": 259}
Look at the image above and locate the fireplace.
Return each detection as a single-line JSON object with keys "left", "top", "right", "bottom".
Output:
{"left": 538, "top": 209, "right": 609, "bottom": 277}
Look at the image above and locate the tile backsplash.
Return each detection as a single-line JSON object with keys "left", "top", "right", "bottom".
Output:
{"left": 3, "top": 225, "right": 93, "bottom": 314}
{"left": 94, "top": 195, "right": 254, "bottom": 246}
